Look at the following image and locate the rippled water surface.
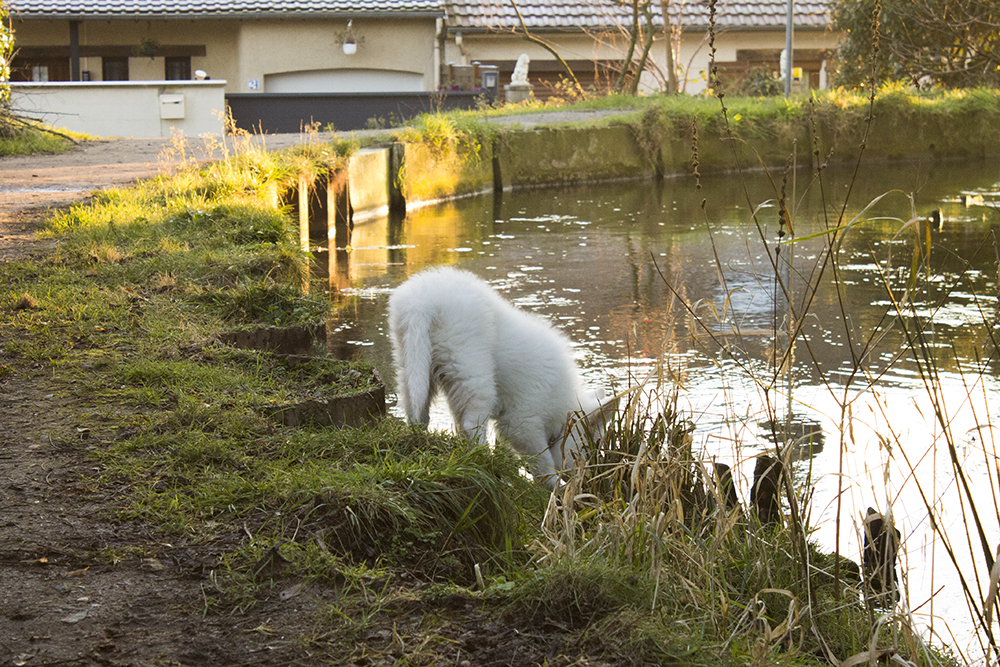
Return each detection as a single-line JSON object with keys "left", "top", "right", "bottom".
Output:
{"left": 319, "top": 159, "right": 1000, "bottom": 657}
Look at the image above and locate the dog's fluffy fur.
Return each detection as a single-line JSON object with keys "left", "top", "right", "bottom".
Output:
{"left": 388, "top": 266, "right": 612, "bottom": 487}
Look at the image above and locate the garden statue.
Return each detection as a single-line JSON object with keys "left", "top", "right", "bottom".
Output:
{"left": 511, "top": 54, "right": 530, "bottom": 85}
{"left": 506, "top": 54, "right": 534, "bottom": 103}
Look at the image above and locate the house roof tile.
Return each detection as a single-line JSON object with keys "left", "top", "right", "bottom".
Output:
{"left": 446, "top": 0, "right": 832, "bottom": 32}
{"left": 8, "top": 0, "right": 443, "bottom": 19}
{"left": 8, "top": 0, "right": 829, "bottom": 28}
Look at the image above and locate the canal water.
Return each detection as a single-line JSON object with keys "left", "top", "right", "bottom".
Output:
{"left": 320, "top": 158, "right": 1000, "bottom": 658}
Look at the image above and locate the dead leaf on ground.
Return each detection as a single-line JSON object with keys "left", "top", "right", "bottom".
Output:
{"left": 61, "top": 610, "right": 89, "bottom": 624}
{"left": 279, "top": 582, "right": 304, "bottom": 601}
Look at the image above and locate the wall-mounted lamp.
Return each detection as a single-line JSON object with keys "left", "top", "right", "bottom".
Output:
{"left": 342, "top": 20, "right": 358, "bottom": 55}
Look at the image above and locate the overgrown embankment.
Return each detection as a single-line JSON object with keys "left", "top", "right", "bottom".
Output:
{"left": 389, "top": 86, "right": 1000, "bottom": 205}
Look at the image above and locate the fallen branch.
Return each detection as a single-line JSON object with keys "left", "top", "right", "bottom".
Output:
{"left": 1, "top": 110, "right": 80, "bottom": 144}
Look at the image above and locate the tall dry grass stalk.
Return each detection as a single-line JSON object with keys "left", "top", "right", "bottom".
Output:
{"left": 524, "top": 362, "right": 954, "bottom": 663}
{"left": 516, "top": 4, "right": 1000, "bottom": 663}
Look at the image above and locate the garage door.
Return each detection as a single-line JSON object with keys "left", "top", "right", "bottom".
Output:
{"left": 264, "top": 68, "right": 424, "bottom": 93}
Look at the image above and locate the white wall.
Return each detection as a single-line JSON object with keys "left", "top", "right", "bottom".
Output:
{"left": 10, "top": 80, "right": 227, "bottom": 138}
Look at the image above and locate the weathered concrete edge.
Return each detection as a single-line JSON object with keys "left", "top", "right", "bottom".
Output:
{"left": 216, "top": 326, "right": 388, "bottom": 427}
{"left": 348, "top": 106, "right": 1000, "bottom": 219}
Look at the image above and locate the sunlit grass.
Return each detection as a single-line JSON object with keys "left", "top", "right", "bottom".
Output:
{"left": 401, "top": 85, "right": 1000, "bottom": 130}
{"left": 0, "top": 118, "right": 83, "bottom": 155}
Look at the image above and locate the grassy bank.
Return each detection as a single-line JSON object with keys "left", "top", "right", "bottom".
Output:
{"left": 1, "top": 97, "right": 976, "bottom": 665}
{"left": 384, "top": 86, "right": 1000, "bottom": 199}
{"left": 0, "top": 116, "right": 79, "bottom": 155}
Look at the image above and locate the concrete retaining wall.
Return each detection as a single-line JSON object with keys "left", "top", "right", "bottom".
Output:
{"left": 343, "top": 99, "right": 1000, "bottom": 219}
{"left": 10, "top": 80, "right": 228, "bottom": 138}
{"left": 497, "top": 125, "right": 653, "bottom": 188}
{"left": 400, "top": 140, "right": 495, "bottom": 204}
{"left": 348, "top": 148, "right": 391, "bottom": 220}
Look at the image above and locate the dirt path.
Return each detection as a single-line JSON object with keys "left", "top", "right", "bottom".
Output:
{"left": 0, "top": 139, "right": 174, "bottom": 261}
{"left": 0, "top": 136, "right": 333, "bottom": 667}
{"left": 0, "top": 135, "right": 315, "bottom": 261}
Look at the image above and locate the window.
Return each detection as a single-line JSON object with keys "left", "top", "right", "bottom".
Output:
{"left": 10, "top": 56, "right": 69, "bottom": 82}
{"left": 165, "top": 56, "right": 191, "bottom": 80}
{"left": 102, "top": 57, "right": 129, "bottom": 81}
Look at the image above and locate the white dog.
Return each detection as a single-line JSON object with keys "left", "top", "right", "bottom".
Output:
{"left": 388, "top": 267, "right": 614, "bottom": 487}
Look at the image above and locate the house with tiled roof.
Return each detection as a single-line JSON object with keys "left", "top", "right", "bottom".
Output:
{"left": 7, "top": 0, "right": 444, "bottom": 94}
{"left": 6, "top": 0, "right": 838, "bottom": 134}
{"left": 9, "top": 0, "right": 836, "bottom": 96}
{"left": 443, "top": 0, "right": 837, "bottom": 97}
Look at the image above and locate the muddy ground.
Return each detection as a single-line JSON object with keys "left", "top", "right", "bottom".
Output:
{"left": 0, "top": 136, "right": 620, "bottom": 667}
{"left": 0, "top": 136, "right": 341, "bottom": 667}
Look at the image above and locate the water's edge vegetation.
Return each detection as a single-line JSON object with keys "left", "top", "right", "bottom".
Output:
{"left": 389, "top": 86, "right": 1000, "bottom": 205}
{"left": 4, "top": 88, "right": 999, "bottom": 665}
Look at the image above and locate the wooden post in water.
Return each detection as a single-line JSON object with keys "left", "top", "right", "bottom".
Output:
{"left": 297, "top": 173, "right": 311, "bottom": 294}
{"left": 862, "top": 507, "right": 901, "bottom": 608}
{"left": 298, "top": 173, "right": 310, "bottom": 253}
{"left": 750, "top": 454, "right": 783, "bottom": 526}
{"left": 326, "top": 169, "right": 337, "bottom": 294}
{"left": 712, "top": 462, "right": 741, "bottom": 511}
{"left": 326, "top": 168, "right": 350, "bottom": 294}
{"left": 389, "top": 143, "right": 406, "bottom": 217}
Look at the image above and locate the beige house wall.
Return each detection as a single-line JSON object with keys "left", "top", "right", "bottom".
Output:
{"left": 11, "top": 19, "right": 238, "bottom": 85}
{"left": 444, "top": 32, "right": 629, "bottom": 80}
{"left": 13, "top": 14, "right": 834, "bottom": 97}
{"left": 11, "top": 16, "right": 438, "bottom": 94}
{"left": 445, "top": 27, "right": 837, "bottom": 95}
{"left": 681, "top": 29, "right": 836, "bottom": 93}
{"left": 237, "top": 18, "right": 437, "bottom": 93}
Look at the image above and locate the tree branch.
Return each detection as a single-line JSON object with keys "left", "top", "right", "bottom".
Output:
{"left": 508, "top": 0, "right": 584, "bottom": 95}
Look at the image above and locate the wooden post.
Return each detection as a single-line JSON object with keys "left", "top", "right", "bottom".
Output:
{"left": 69, "top": 21, "right": 81, "bottom": 81}
{"left": 388, "top": 143, "right": 406, "bottom": 217}
{"left": 326, "top": 168, "right": 350, "bottom": 294}
{"left": 298, "top": 173, "right": 310, "bottom": 252}
{"left": 296, "top": 174, "right": 311, "bottom": 294}
{"left": 326, "top": 169, "right": 338, "bottom": 293}
{"left": 713, "top": 463, "right": 741, "bottom": 511}
{"left": 326, "top": 169, "right": 338, "bottom": 248}
{"left": 750, "top": 455, "right": 783, "bottom": 526}
{"left": 862, "top": 508, "right": 901, "bottom": 608}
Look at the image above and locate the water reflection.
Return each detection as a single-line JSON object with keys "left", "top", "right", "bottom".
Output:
{"left": 323, "top": 159, "right": 1000, "bottom": 387}
{"left": 316, "top": 159, "right": 1000, "bottom": 658}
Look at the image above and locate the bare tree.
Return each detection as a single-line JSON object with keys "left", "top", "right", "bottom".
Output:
{"left": 661, "top": 0, "right": 679, "bottom": 93}
{"left": 508, "top": 0, "right": 585, "bottom": 95}
{"left": 1, "top": 2, "right": 12, "bottom": 121}
{"left": 612, "top": 0, "right": 658, "bottom": 94}
{"left": 501, "top": 0, "right": 684, "bottom": 97}
{"left": 833, "top": 0, "right": 1000, "bottom": 88}
{"left": 628, "top": 0, "right": 658, "bottom": 94}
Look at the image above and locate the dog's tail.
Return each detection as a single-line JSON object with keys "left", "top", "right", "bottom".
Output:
{"left": 388, "top": 299, "right": 434, "bottom": 426}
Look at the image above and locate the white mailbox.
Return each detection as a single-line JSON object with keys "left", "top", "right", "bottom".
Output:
{"left": 159, "top": 93, "right": 185, "bottom": 120}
